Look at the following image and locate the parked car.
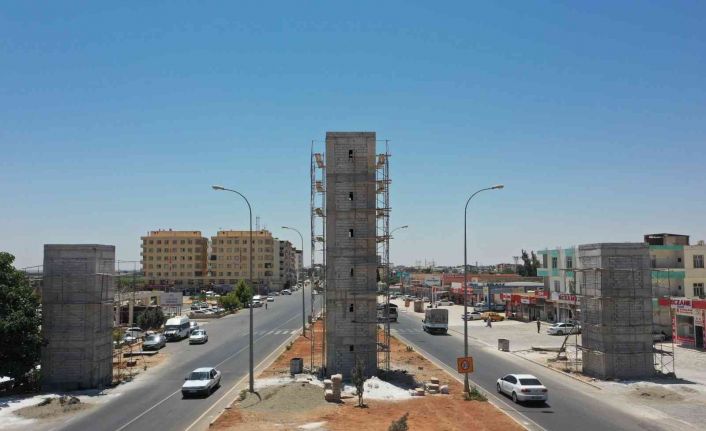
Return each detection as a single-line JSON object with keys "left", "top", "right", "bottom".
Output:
{"left": 267, "top": 296, "right": 275, "bottom": 302}
{"left": 189, "top": 321, "right": 200, "bottom": 333}
{"left": 182, "top": 367, "right": 221, "bottom": 397}
{"left": 272, "top": 291, "right": 280, "bottom": 296}
{"left": 653, "top": 331, "right": 669, "bottom": 342}
{"left": 125, "top": 327, "right": 145, "bottom": 339}
{"left": 281, "top": 289, "right": 292, "bottom": 295}
{"left": 143, "top": 333, "right": 166, "bottom": 350}
{"left": 481, "top": 311, "right": 505, "bottom": 322}
{"left": 436, "top": 300, "right": 454, "bottom": 306}
{"left": 496, "top": 374, "right": 548, "bottom": 404}
{"left": 461, "top": 311, "right": 483, "bottom": 321}
{"left": 251, "top": 299, "right": 263, "bottom": 308}
{"left": 189, "top": 329, "right": 208, "bottom": 344}
{"left": 547, "top": 322, "right": 580, "bottom": 335}
{"left": 123, "top": 333, "right": 138, "bottom": 344}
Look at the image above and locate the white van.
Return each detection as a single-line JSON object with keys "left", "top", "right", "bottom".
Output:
{"left": 164, "top": 316, "right": 190, "bottom": 341}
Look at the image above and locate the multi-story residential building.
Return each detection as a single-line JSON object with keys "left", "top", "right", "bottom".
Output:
{"left": 294, "top": 249, "right": 304, "bottom": 281}
{"left": 645, "top": 233, "right": 689, "bottom": 297}
{"left": 537, "top": 247, "right": 582, "bottom": 322}
{"left": 274, "top": 240, "right": 296, "bottom": 289}
{"left": 684, "top": 242, "right": 706, "bottom": 299}
{"left": 141, "top": 230, "right": 208, "bottom": 287}
{"left": 209, "top": 230, "right": 276, "bottom": 292}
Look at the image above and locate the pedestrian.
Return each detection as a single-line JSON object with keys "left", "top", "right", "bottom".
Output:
{"left": 486, "top": 317, "right": 492, "bottom": 328}
{"left": 265, "top": 302, "right": 268, "bottom": 310}
{"left": 536, "top": 317, "right": 541, "bottom": 334}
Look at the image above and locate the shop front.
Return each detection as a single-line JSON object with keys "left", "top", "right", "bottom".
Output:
{"left": 550, "top": 292, "right": 580, "bottom": 323}
{"left": 671, "top": 298, "right": 706, "bottom": 350}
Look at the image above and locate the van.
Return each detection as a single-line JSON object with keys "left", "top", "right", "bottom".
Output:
{"left": 164, "top": 316, "right": 190, "bottom": 341}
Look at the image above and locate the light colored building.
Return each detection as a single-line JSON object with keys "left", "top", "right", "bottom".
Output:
{"left": 141, "top": 230, "right": 208, "bottom": 287}
{"left": 272, "top": 239, "right": 296, "bottom": 290}
{"left": 294, "top": 249, "right": 304, "bottom": 281}
{"left": 684, "top": 242, "right": 706, "bottom": 299}
{"left": 537, "top": 247, "right": 582, "bottom": 322}
{"left": 209, "top": 230, "right": 275, "bottom": 293}
{"left": 645, "top": 233, "right": 689, "bottom": 297}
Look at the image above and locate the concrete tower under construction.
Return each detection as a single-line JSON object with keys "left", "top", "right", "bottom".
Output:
{"left": 325, "top": 132, "right": 378, "bottom": 378}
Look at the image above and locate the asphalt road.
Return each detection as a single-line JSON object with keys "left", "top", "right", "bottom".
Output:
{"left": 392, "top": 311, "right": 664, "bottom": 431}
{"left": 57, "top": 288, "right": 321, "bottom": 431}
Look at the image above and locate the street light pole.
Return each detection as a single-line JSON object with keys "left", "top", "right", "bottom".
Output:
{"left": 212, "top": 185, "right": 255, "bottom": 393}
{"left": 282, "top": 226, "right": 306, "bottom": 335}
{"left": 463, "top": 184, "right": 503, "bottom": 395}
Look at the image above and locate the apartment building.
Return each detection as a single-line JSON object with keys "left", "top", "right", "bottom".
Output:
{"left": 141, "top": 230, "right": 208, "bottom": 287}
{"left": 274, "top": 240, "right": 296, "bottom": 289}
{"left": 537, "top": 247, "right": 582, "bottom": 322}
{"left": 645, "top": 233, "right": 689, "bottom": 297}
{"left": 209, "top": 230, "right": 276, "bottom": 292}
{"left": 684, "top": 243, "right": 706, "bottom": 299}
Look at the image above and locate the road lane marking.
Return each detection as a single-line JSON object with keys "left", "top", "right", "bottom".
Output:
{"left": 114, "top": 303, "right": 316, "bottom": 431}
{"left": 183, "top": 304, "right": 316, "bottom": 431}
{"left": 392, "top": 329, "right": 547, "bottom": 431}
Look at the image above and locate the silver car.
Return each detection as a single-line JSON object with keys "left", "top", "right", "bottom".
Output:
{"left": 189, "top": 329, "right": 208, "bottom": 344}
{"left": 496, "top": 374, "right": 548, "bottom": 404}
{"left": 182, "top": 367, "right": 221, "bottom": 397}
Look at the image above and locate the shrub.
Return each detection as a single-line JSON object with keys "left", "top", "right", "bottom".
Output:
{"left": 388, "top": 413, "right": 409, "bottom": 431}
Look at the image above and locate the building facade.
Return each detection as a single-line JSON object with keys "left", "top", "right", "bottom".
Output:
{"left": 141, "top": 230, "right": 208, "bottom": 287}
{"left": 274, "top": 239, "right": 296, "bottom": 289}
{"left": 209, "top": 230, "right": 275, "bottom": 293}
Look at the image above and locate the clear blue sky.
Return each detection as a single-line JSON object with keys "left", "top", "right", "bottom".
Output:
{"left": 2, "top": 1, "right": 705, "bottom": 269}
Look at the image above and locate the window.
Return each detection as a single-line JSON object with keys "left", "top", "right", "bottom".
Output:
{"left": 542, "top": 254, "right": 548, "bottom": 268}
{"left": 553, "top": 280, "right": 560, "bottom": 292}
{"left": 349, "top": 229, "right": 354, "bottom": 238}
{"left": 350, "top": 268, "right": 354, "bottom": 277}
{"left": 349, "top": 345, "right": 354, "bottom": 351}
{"left": 694, "top": 283, "right": 704, "bottom": 297}
{"left": 348, "top": 192, "right": 354, "bottom": 201}
{"left": 566, "top": 256, "right": 573, "bottom": 269}
{"left": 651, "top": 257, "right": 657, "bottom": 268}
{"left": 551, "top": 256, "right": 558, "bottom": 268}
{"left": 694, "top": 255, "right": 704, "bottom": 269}
{"left": 348, "top": 149, "right": 354, "bottom": 159}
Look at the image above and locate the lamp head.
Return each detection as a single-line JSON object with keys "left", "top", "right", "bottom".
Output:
{"left": 492, "top": 184, "right": 504, "bottom": 190}
{"left": 211, "top": 185, "right": 225, "bottom": 191}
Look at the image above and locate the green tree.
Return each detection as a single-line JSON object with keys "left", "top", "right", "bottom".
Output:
{"left": 218, "top": 292, "right": 241, "bottom": 312}
{"left": 234, "top": 280, "right": 253, "bottom": 306}
{"left": 0, "top": 252, "right": 42, "bottom": 388}
{"left": 530, "top": 251, "right": 541, "bottom": 276}
{"left": 136, "top": 307, "right": 165, "bottom": 330}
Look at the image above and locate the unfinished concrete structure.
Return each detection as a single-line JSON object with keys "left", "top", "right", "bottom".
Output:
{"left": 579, "top": 243, "right": 655, "bottom": 379}
{"left": 41, "top": 245, "right": 115, "bottom": 391}
{"left": 325, "top": 132, "right": 378, "bottom": 378}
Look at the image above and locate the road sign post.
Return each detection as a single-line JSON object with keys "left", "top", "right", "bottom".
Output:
{"left": 457, "top": 356, "right": 474, "bottom": 374}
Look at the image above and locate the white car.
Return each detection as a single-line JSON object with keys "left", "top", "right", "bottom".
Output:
{"left": 461, "top": 311, "right": 483, "bottom": 321}
{"left": 267, "top": 296, "right": 274, "bottom": 302}
{"left": 125, "top": 327, "right": 144, "bottom": 339}
{"left": 189, "top": 329, "right": 208, "bottom": 344}
{"left": 547, "top": 322, "right": 580, "bottom": 335}
{"left": 182, "top": 367, "right": 221, "bottom": 397}
{"left": 496, "top": 374, "right": 548, "bottom": 403}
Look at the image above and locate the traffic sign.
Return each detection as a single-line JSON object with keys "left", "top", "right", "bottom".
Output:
{"left": 457, "top": 356, "right": 474, "bottom": 374}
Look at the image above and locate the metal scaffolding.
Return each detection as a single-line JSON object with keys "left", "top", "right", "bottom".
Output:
{"left": 310, "top": 140, "right": 327, "bottom": 374}
{"left": 376, "top": 141, "right": 392, "bottom": 372}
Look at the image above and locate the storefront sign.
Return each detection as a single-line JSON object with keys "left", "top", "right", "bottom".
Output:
{"left": 671, "top": 298, "right": 693, "bottom": 311}
{"left": 521, "top": 298, "right": 530, "bottom": 304}
{"left": 500, "top": 293, "right": 512, "bottom": 301}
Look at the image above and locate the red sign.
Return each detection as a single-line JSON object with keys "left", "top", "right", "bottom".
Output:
{"left": 671, "top": 298, "right": 692, "bottom": 311}
{"left": 457, "top": 356, "right": 474, "bottom": 374}
{"left": 500, "top": 293, "right": 512, "bottom": 301}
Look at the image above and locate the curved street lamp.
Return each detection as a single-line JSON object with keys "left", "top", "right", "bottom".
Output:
{"left": 212, "top": 184, "right": 255, "bottom": 393}
{"left": 463, "top": 184, "right": 503, "bottom": 395}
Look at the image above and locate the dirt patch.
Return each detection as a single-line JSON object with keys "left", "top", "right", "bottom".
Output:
{"left": 112, "top": 341, "right": 170, "bottom": 385}
{"left": 212, "top": 319, "right": 522, "bottom": 431}
{"left": 632, "top": 385, "right": 684, "bottom": 402}
{"left": 14, "top": 396, "right": 91, "bottom": 419}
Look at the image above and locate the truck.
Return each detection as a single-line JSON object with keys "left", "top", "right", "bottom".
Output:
{"left": 422, "top": 308, "right": 448, "bottom": 335}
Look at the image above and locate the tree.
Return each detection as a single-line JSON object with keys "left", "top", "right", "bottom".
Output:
{"left": 218, "top": 291, "right": 241, "bottom": 312}
{"left": 530, "top": 251, "right": 541, "bottom": 276}
{"left": 234, "top": 280, "right": 253, "bottom": 306}
{"left": 136, "top": 307, "right": 165, "bottom": 330}
{"left": 518, "top": 249, "right": 539, "bottom": 277}
{"left": 0, "top": 252, "right": 42, "bottom": 388}
{"left": 351, "top": 358, "right": 366, "bottom": 407}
